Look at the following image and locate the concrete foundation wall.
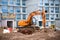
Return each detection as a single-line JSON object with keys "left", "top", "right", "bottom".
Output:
{"left": 1, "top": 20, "right": 16, "bottom": 29}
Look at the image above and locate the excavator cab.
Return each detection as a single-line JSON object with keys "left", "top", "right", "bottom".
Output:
{"left": 32, "top": 12, "right": 43, "bottom": 29}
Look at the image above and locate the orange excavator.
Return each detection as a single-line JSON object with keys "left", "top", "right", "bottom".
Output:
{"left": 18, "top": 9, "right": 46, "bottom": 27}
{"left": 18, "top": 9, "right": 46, "bottom": 34}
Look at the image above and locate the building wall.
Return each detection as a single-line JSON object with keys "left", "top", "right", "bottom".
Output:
{"left": 26, "top": 0, "right": 60, "bottom": 27}
{"left": 0, "top": 0, "right": 60, "bottom": 27}
{"left": 26, "top": 0, "right": 39, "bottom": 14}
{"left": 0, "top": 0, "right": 27, "bottom": 27}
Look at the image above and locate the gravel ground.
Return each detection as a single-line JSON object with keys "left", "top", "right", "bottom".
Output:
{"left": 0, "top": 29, "right": 60, "bottom": 40}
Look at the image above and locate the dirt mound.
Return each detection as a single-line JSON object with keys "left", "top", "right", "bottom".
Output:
{"left": 0, "top": 29, "right": 60, "bottom": 40}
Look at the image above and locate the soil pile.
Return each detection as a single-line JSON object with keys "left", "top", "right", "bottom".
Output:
{"left": 0, "top": 29, "right": 60, "bottom": 40}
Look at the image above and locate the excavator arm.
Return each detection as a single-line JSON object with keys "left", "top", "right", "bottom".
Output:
{"left": 42, "top": 8, "right": 46, "bottom": 27}
{"left": 18, "top": 11, "right": 40, "bottom": 27}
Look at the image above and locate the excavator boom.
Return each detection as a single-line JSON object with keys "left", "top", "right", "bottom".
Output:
{"left": 18, "top": 11, "right": 41, "bottom": 27}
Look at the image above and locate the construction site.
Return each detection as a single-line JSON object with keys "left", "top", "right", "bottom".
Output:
{"left": 0, "top": 0, "right": 60, "bottom": 40}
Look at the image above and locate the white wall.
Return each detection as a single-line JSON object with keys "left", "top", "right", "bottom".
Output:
{"left": 2, "top": 20, "right": 7, "bottom": 27}
{"left": 1, "top": 20, "right": 16, "bottom": 29}
{"left": 26, "top": 0, "right": 40, "bottom": 14}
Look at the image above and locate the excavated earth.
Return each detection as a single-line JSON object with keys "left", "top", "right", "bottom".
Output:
{"left": 0, "top": 29, "right": 60, "bottom": 40}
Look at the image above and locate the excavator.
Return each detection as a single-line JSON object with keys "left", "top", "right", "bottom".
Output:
{"left": 18, "top": 8, "right": 46, "bottom": 34}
